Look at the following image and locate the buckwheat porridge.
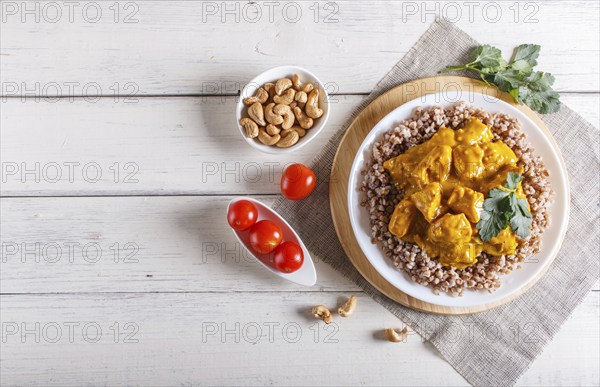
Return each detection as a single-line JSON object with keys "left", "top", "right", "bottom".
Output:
{"left": 360, "top": 102, "right": 552, "bottom": 295}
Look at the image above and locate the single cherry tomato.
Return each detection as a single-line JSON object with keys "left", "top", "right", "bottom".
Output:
{"left": 273, "top": 241, "right": 304, "bottom": 273}
{"left": 248, "top": 220, "right": 283, "bottom": 254}
{"left": 280, "top": 163, "right": 316, "bottom": 200}
{"left": 227, "top": 200, "right": 258, "bottom": 231}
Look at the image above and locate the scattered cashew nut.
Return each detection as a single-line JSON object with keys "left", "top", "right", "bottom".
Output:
{"left": 276, "top": 129, "right": 299, "bottom": 148}
{"left": 248, "top": 102, "right": 266, "bottom": 126}
{"left": 385, "top": 327, "right": 409, "bottom": 343}
{"left": 312, "top": 305, "right": 333, "bottom": 324}
{"left": 273, "top": 104, "right": 295, "bottom": 130}
{"left": 305, "top": 89, "right": 323, "bottom": 119}
{"left": 275, "top": 78, "right": 293, "bottom": 95}
{"left": 258, "top": 128, "right": 280, "bottom": 146}
{"left": 273, "top": 88, "right": 296, "bottom": 105}
{"left": 264, "top": 103, "right": 284, "bottom": 125}
{"left": 293, "top": 106, "right": 313, "bottom": 129}
{"left": 266, "top": 124, "right": 281, "bottom": 136}
{"left": 240, "top": 118, "right": 259, "bottom": 138}
{"left": 243, "top": 87, "right": 269, "bottom": 106}
{"left": 337, "top": 295, "right": 357, "bottom": 317}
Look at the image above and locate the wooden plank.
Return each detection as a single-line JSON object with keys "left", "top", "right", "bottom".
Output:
{"left": 2, "top": 94, "right": 597, "bottom": 196}
{"left": 1, "top": 195, "right": 597, "bottom": 294}
{"left": 1, "top": 1, "right": 598, "bottom": 96}
{"left": 0, "top": 292, "right": 597, "bottom": 386}
{"left": 0, "top": 95, "right": 355, "bottom": 196}
{"left": 0, "top": 195, "right": 361, "bottom": 293}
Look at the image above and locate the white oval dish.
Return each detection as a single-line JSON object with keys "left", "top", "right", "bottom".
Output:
{"left": 347, "top": 91, "right": 570, "bottom": 308}
{"left": 227, "top": 197, "right": 317, "bottom": 286}
{"left": 236, "top": 65, "right": 330, "bottom": 154}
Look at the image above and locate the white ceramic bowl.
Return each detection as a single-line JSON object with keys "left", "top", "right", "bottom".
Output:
{"left": 236, "top": 65, "right": 330, "bottom": 154}
{"left": 227, "top": 197, "right": 317, "bottom": 286}
{"left": 347, "top": 91, "right": 570, "bottom": 308}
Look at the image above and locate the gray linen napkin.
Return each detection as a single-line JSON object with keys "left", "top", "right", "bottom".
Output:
{"left": 272, "top": 19, "right": 599, "bottom": 386}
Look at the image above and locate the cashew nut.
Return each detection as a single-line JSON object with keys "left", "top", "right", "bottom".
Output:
{"left": 263, "top": 83, "right": 276, "bottom": 102}
{"left": 240, "top": 118, "right": 259, "bottom": 138}
{"left": 305, "top": 89, "right": 324, "bottom": 119}
{"left": 291, "top": 126, "right": 306, "bottom": 137}
{"left": 243, "top": 87, "right": 269, "bottom": 106}
{"left": 275, "top": 78, "right": 292, "bottom": 95}
{"left": 290, "top": 101, "right": 298, "bottom": 109}
{"left": 337, "top": 295, "right": 357, "bottom": 317}
{"left": 248, "top": 102, "right": 266, "bottom": 126}
{"left": 279, "top": 129, "right": 293, "bottom": 137}
{"left": 292, "top": 74, "right": 302, "bottom": 90}
{"left": 264, "top": 103, "right": 284, "bottom": 126}
{"left": 385, "top": 327, "right": 409, "bottom": 343}
{"left": 292, "top": 74, "right": 314, "bottom": 93}
{"left": 312, "top": 305, "right": 333, "bottom": 324}
{"left": 293, "top": 106, "right": 314, "bottom": 129}
{"left": 301, "top": 83, "right": 314, "bottom": 93}
{"left": 273, "top": 104, "right": 295, "bottom": 130}
{"left": 258, "top": 128, "right": 280, "bottom": 146}
{"left": 273, "top": 88, "right": 296, "bottom": 105}
{"left": 263, "top": 82, "right": 275, "bottom": 92}
{"left": 266, "top": 124, "right": 281, "bottom": 136}
{"left": 276, "top": 129, "right": 299, "bottom": 148}
{"left": 295, "top": 91, "right": 308, "bottom": 104}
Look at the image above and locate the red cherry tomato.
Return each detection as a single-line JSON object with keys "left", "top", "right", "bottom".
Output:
{"left": 273, "top": 241, "right": 304, "bottom": 273}
{"left": 280, "top": 163, "right": 316, "bottom": 200}
{"left": 227, "top": 200, "right": 258, "bottom": 231}
{"left": 248, "top": 220, "right": 283, "bottom": 254}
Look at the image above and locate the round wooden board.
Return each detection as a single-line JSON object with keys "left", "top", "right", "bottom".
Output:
{"left": 329, "top": 76, "right": 566, "bottom": 315}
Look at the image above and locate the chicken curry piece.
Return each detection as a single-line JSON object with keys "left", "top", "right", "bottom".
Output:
{"left": 384, "top": 117, "right": 525, "bottom": 269}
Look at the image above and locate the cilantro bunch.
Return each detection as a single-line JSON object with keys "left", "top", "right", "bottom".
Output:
{"left": 442, "top": 44, "right": 561, "bottom": 114}
{"left": 476, "top": 172, "right": 533, "bottom": 242}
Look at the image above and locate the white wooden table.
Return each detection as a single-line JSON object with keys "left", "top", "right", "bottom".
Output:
{"left": 1, "top": 1, "right": 598, "bottom": 385}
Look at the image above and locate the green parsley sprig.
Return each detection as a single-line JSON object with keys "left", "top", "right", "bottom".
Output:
{"left": 441, "top": 44, "right": 561, "bottom": 114}
{"left": 476, "top": 172, "right": 533, "bottom": 242}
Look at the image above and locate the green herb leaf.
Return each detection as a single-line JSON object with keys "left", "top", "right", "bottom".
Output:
{"left": 527, "top": 71, "right": 555, "bottom": 91}
{"left": 470, "top": 45, "right": 505, "bottom": 68}
{"left": 483, "top": 188, "right": 512, "bottom": 212}
{"left": 442, "top": 44, "right": 561, "bottom": 114}
{"left": 521, "top": 87, "right": 561, "bottom": 114}
{"left": 483, "top": 58, "right": 508, "bottom": 74}
{"left": 494, "top": 68, "right": 526, "bottom": 92}
{"left": 511, "top": 44, "right": 541, "bottom": 68}
{"left": 476, "top": 173, "right": 533, "bottom": 241}
{"left": 477, "top": 209, "right": 509, "bottom": 242}
{"left": 510, "top": 198, "right": 533, "bottom": 238}
{"left": 505, "top": 172, "right": 523, "bottom": 190}
{"left": 510, "top": 59, "right": 533, "bottom": 75}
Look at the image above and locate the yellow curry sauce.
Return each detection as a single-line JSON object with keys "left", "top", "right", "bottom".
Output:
{"left": 383, "top": 117, "right": 526, "bottom": 269}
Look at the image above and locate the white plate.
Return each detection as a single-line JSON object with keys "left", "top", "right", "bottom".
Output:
{"left": 347, "top": 91, "right": 570, "bottom": 308}
{"left": 227, "top": 197, "right": 317, "bottom": 286}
